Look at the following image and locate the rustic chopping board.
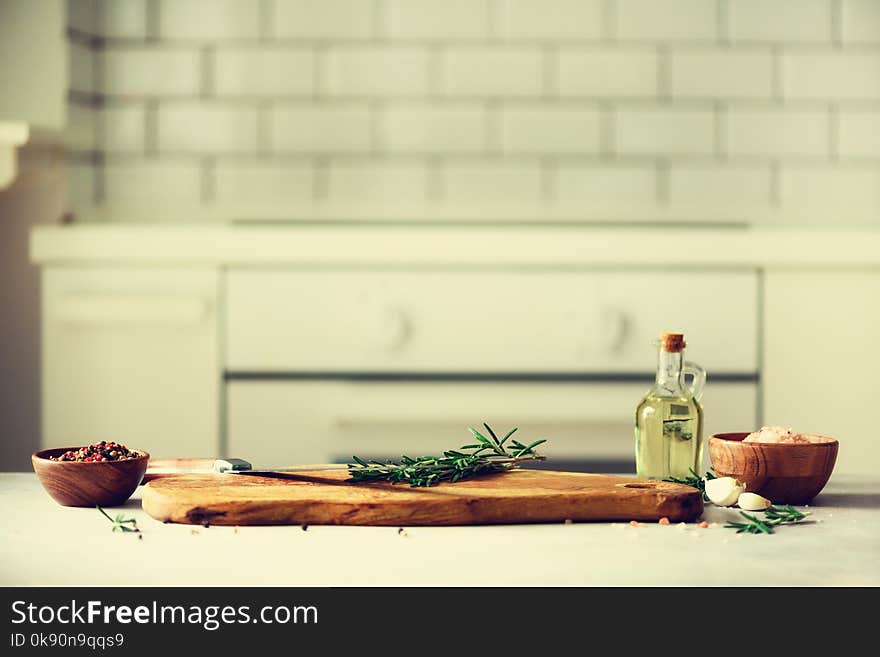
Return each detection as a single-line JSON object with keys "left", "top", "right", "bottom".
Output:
{"left": 141, "top": 469, "right": 703, "bottom": 526}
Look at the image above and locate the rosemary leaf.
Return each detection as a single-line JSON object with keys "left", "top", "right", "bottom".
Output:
{"left": 348, "top": 424, "right": 547, "bottom": 487}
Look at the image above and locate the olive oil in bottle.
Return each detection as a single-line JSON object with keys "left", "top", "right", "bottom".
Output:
{"left": 634, "top": 332, "right": 706, "bottom": 480}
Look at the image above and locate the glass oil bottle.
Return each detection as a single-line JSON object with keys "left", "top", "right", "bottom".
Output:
{"left": 634, "top": 332, "right": 706, "bottom": 480}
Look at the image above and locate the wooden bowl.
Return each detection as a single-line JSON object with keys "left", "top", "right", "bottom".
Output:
{"left": 32, "top": 447, "right": 150, "bottom": 507}
{"left": 708, "top": 432, "right": 838, "bottom": 504}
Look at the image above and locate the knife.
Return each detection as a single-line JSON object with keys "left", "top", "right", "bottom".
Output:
{"left": 142, "top": 457, "right": 350, "bottom": 483}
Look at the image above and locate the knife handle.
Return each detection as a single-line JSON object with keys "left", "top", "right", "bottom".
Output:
{"left": 142, "top": 458, "right": 217, "bottom": 484}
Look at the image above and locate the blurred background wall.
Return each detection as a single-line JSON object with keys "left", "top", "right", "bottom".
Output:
{"left": 64, "top": 0, "right": 880, "bottom": 224}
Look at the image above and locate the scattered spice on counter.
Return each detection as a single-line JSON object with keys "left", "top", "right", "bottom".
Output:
{"left": 629, "top": 520, "right": 642, "bottom": 527}
{"left": 191, "top": 529, "right": 200, "bottom": 535}
{"left": 564, "top": 518, "right": 573, "bottom": 525}
{"left": 397, "top": 528, "right": 408, "bottom": 537}
{"left": 301, "top": 524, "right": 309, "bottom": 532}
{"left": 698, "top": 521, "right": 709, "bottom": 528}
{"left": 52, "top": 441, "right": 141, "bottom": 463}
{"left": 658, "top": 517, "right": 670, "bottom": 525}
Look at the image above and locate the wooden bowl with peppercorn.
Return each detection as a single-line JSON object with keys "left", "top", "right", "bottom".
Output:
{"left": 32, "top": 442, "right": 150, "bottom": 507}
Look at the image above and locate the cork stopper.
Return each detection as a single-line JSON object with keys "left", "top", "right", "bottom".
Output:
{"left": 659, "top": 332, "right": 686, "bottom": 353}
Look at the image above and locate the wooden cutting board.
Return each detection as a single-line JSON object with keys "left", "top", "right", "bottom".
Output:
{"left": 141, "top": 469, "right": 703, "bottom": 526}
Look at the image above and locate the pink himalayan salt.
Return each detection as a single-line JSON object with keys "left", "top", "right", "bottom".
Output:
{"left": 743, "top": 426, "right": 811, "bottom": 444}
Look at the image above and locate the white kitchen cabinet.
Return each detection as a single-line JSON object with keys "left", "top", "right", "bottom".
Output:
{"left": 226, "top": 270, "right": 758, "bottom": 373}
{"left": 228, "top": 380, "right": 756, "bottom": 468}
{"left": 42, "top": 268, "right": 220, "bottom": 458}
{"left": 764, "top": 271, "right": 879, "bottom": 476}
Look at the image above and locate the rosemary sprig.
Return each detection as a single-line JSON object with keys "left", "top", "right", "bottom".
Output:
{"left": 663, "top": 467, "right": 717, "bottom": 501}
{"left": 96, "top": 505, "right": 141, "bottom": 534}
{"left": 347, "top": 423, "right": 547, "bottom": 487}
{"left": 725, "top": 504, "right": 808, "bottom": 535}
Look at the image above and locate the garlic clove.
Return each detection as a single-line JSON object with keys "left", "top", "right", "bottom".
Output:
{"left": 704, "top": 476, "right": 745, "bottom": 506}
{"left": 737, "top": 492, "right": 772, "bottom": 511}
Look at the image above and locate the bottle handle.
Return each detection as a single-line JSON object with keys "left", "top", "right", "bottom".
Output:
{"left": 683, "top": 361, "right": 706, "bottom": 402}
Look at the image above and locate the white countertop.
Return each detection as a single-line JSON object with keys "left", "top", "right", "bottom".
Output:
{"left": 3, "top": 473, "right": 877, "bottom": 586}
{"left": 30, "top": 224, "right": 880, "bottom": 268}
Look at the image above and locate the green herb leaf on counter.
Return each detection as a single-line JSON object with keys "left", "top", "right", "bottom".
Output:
{"left": 96, "top": 505, "right": 141, "bottom": 534}
{"left": 725, "top": 504, "right": 808, "bottom": 535}
{"left": 347, "top": 423, "right": 547, "bottom": 488}
{"left": 663, "top": 467, "right": 717, "bottom": 501}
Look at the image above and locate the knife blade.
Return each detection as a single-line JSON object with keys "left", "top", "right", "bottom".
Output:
{"left": 142, "top": 457, "right": 350, "bottom": 482}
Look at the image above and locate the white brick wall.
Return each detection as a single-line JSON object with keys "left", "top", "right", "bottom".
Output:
{"left": 272, "top": 104, "right": 372, "bottom": 152}
{"left": 273, "top": 0, "right": 375, "bottom": 40}
{"left": 842, "top": 0, "right": 880, "bottom": 44}
{"left": 442, "top": 47, "right": 543, "bottom": 97}
{"left": 102, "top": 48, "right": 201, "bottom": 96}
{"left": 727, "top": 109, "right": 828, "bottom": 157}
{"left": 159, "top": 0, "right": 260, "bottom": 40}
{"left": 501, "top": 107, "right": 600, "bottom": 154}
{"left": 671, "top": 49, "right": 774, "bottom": 99}
{"left": 557, "top": 49, "right": 658, "bottom": 97}
{"left": 381, "top": 104, "right": 486, "bottom": 153}
{"left": 158, "top": 104, "right": 260, "bottom": 153}
{"left": 497, "top": 0, "right": 603, "bottom": 40}
{"left": 325, "top": 47, "right": 430, "bottom": 96}
{"left": 215, "top": 48, "right": 316, "bottom": 96}
{"left": 785, "top": 53, "right": 880, "bottom": 100}
{"left": 838, "top": 111, "right": 880, "bottom": 158}
{"left": 214, "top": 161, "right": 315, "bottom": 203}
{"left": 729, "top": 0, "right": 832, "bottom": 43}
{"left": 616, "top": 108, "right": 715, "bottom": 156}
{"left": 66, "top": 0, "right": 880, "bottom": 223}
{"left": 326, "top": 161, "right": 430, "bottom": 202}
{"left": 384, "top": 0, "right": 489, "bottom": 40}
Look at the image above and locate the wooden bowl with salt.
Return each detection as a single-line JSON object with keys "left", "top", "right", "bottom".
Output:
{"left": 708, "top": 432, "right": 838, "bottom": 505}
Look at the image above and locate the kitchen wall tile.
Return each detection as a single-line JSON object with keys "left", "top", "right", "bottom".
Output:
{"left": 615, "top": 0, "right": 717, "bottom": 41}
{"left": 381, "top": 104, "right": 486, "bottom": 153}
{"left": 101, "top": 0, "right": 148, "bottom": 38}
{"left": 159, "top": 0, "right": 259, "bottom": 40}
{"left": 497, "top": 0, "right": 602, "bottom": 39}
{"left": 271, "top": 104, "right": 372, "bottom": 152}
{"left": 671, "top": 49, "right": 774, "bottom": 99}
{"left": 729, "top": 0, "right": 832, "bottom": 43}
{"left": 215, "top": 48, "right": 315, "bottom": 96}
{"left": 501, "top": 107, "right": 600, "bottom": 154}
{"left": 69, "top": 43, "right": 95, "bottom": 94}
{"left": 615, "top": 107, "right": 715, "bottom": 156}
{"left": 67, "top": 0, "right": 98, "bottom": 35}
{"left": 442, "top": 47, "right": 543, "bottom": 97}
{"left": 102, "top": 48, "right": 201, "bottom": 96}
{"left": 555, "top": 164, "right": 657, "bottom": 202}
{"left": 837, "top": 111, "right": 880, "bottom": 158}
{"left": 727, "top": 109, "right": 829, "bottom": 157}
{"left": 273, "top": 0, "right": 375, "bottom": 40}
{"left": 384, "top": 0, "right": 489, "bottom": 40}
{"left": 101, "top": 105, "right": 147, "bottom": 152}
{"left": 66, "top": 104, "right": 97, "bottom": 151}
{"left": 158, "top": 104, "right": 260, "bottom": 153}
{"left": 781, "top": 167, "right": 880, "bottom": 209}
{"left": 669, "top": 164, "right": 774, "bottom": 205}
{"left": 102, "top": 160, "right": 203, "bottom": 203}
{"left": 325, "top": 47, "right": 430, "bottom": 96}
{"left": 557, "top": 48, "right": 658, "bottom": 97}
{"left": 326, "top": 161, "right": 429, "bottom": 202}
{"left": 841, "top": 0, "right": 880, "bottom": 43}
{"left": 215, "top": 161, "right": 314, "bottom": 202}
{"left": 443, "top": 162, "right": 543, "bottom": 202}
{"left": 67, "top": 161, "right": 98, "bottom": 208}
{"left": 785, "top": 52, "right": 880, "bottom": 100}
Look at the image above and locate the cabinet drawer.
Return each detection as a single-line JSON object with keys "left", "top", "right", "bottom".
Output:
{"left": 227, "top": 381, "right": 757, "bottom": 466}
{"left": 225, "top": 270, "right": 758, "bottom": 373}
